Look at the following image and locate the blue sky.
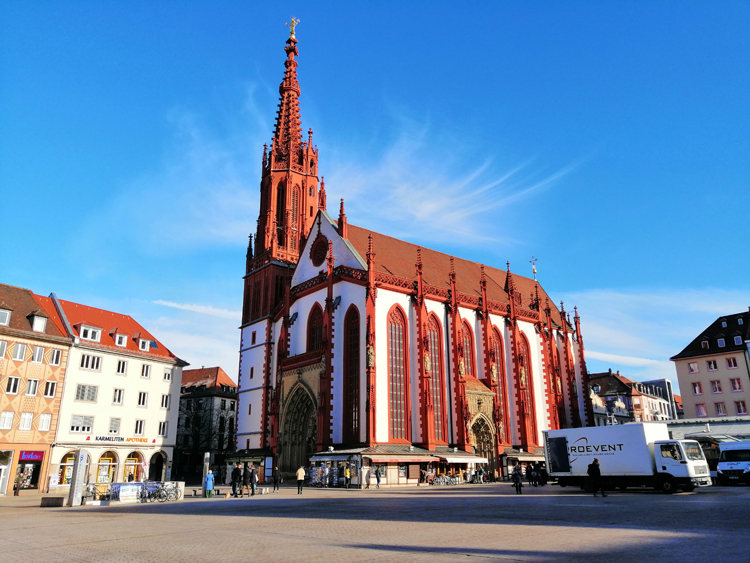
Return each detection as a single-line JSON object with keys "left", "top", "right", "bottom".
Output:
{"left": 1, "top": 2, "right": 748, "bottom": 391}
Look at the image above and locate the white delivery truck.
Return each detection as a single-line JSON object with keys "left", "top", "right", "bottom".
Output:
{"left": 716, "top": 441, "right": 750, "bottom": 485}
{"left": 543, "top": 422, "right": 711, "bottom": 493}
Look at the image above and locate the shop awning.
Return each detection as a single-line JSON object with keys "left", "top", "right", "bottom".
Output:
{"left": 435, "top": 456, "right": 489, "bottom": 464}
{"left": 309, "top": 454, "right": 357, "bottom": 461}
{"left": 364, "top": 456, "right": 436, "bottom": 463}
{"left": 503, "top": 453, "right": 545, "bottom": 462}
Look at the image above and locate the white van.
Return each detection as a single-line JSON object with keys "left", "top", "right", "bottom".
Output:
{"left": 716, "top": 441, "right": 750, "bottom": 485}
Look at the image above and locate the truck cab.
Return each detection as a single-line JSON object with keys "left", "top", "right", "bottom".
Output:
{"left": 653, "top": 440, "right": 711, "bottom": 492}
{"left": 716, "top": 441, "right": 750, "bottom": 485}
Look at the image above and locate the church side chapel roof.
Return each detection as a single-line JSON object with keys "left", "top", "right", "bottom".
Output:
{"left": 345, "top": 224, "right": 571, "bottom": 330}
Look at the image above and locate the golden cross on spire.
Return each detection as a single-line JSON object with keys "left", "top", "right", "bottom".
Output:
{"left": 286, "top": 17, "right": 300, "bottom": 39}
{"left": 530, "top": 256, "right": 538, "bottom": 281}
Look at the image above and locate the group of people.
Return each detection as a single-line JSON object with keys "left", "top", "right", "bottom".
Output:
{"left": 203, "top": 463, "right": 285, "bottom": 498}
{"left": 510, "top": 462, "right": 549, "bottom": 494}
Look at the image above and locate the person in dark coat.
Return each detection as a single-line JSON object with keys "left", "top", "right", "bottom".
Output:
{"left": 511, "top": 465, "right": 524, "bottom": 494}
{"left": 588, "top": 458, "right": 607, "bottom": 497}
{"left": 249, "top": 464, "right": 259, "bottom": 496}
{"left": 272, "top": 466, "right": 282, "bottom": 494}
{"left": 374, "top": 466, "right": 382, "bottom": 489}
{"left": 241, "top": 463, "right": 251, "bottom": 497}
{"left": 231, "top": 463, "right": 242, "bottom": 497}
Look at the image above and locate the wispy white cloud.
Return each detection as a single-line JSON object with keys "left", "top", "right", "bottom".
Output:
{"left": 154, "top": 300, "right": 241, "bottom": 320}
{"left": 327, "top": 121, "right": 580, "bottom": 245}
{"left": 561, "top": 287, "right": 749, "bottom": 391}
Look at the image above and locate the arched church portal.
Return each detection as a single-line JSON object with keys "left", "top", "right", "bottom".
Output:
{"left": 279, "top": 386, "right": 317, "bottom": 472}
{"left": 470, "top": 416, "right": 497, "bottom": 477}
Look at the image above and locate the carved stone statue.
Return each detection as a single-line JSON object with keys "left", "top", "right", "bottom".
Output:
{"left": 519, "top": 366, "right": 527, "bottom": 388}
{"left": 490, "top": 363, "right": 498, "bottom": 382}
{"left": 423, "top": 351, "right": 431, "bottom": 373}
{"left": 458, "top": 358, "right": 466, "bottom": 377}
{"left": 366, "top": 345, "right": 375, "bottom": 368}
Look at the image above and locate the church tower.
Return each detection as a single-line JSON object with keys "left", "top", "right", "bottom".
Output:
{"left": 242, "top": 23, "right": 320, "bottom": 326}
{"left": 238, "top": 22, "right": 320, "bottom": 453}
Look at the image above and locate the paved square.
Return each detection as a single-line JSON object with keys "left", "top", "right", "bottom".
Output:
{"left": 1, "top": 483, "right": 746, "bottom": 562}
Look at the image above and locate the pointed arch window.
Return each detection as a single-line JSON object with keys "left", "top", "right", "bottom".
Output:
{"left": 388, "top": 307, "right": 408, "bottom": 441}
{"left": 461, "top": 322, "right": 476, "bottom": 377}
{"left": 307, "top": 304, "right": 324, "bottom": 352}
{"left": 343, "top": 306, "right": 360, "bottom": 443}
{"left": 428, "top": 316, "right": 446, "bottom": 442}
{"left": 490, "top": 328, "right": 505, "bottom": 385}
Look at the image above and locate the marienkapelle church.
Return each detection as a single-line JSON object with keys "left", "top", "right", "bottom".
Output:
{"left": 236, "top": 25, "right": 592, "bottom": 484}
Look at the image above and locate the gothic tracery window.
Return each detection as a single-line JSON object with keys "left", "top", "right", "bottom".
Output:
{"left": 307, "top": 304, "right": 324, "bottom": 352}
{"left": 428, "top": 315, "right": 446, "bottom": 442}
{"left": 343, "top": 306, "right": 360, "bottom": 443}
{"left": 388, "top": 307, "right": 408, "bottom": 441}
{"left": 461, "top": 322, "right": 476, "bottom": 377}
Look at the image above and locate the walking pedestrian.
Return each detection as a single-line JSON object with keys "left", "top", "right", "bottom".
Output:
{"left": 204, "top": 470, "right": 215, "bottom": 498}
{"left": 231, "top": 463, "right": 242, "bottom": 497}
{"left": 344, "top": 465, "right": 351, "bottom": 489}
{"left": 242, "top": 462, "right": 251, "bottom": 497}
{"left": 511, "top": 465, "right": 524, "bottom": 494}
{"left": 249, "top": 464, "right": 258, "bottom": 496}
{"left": 296, "top": 465, "right": 305, "bottom": 494}
{"left": 538, "top": 463, "right": 548, "bottom": 486}
{"left": 272, "top": 466, "right": 282, "bottom": 493}
{"left": 365, "top": 467, "right": 371, "bottom": 489}
{"left": 588, "top": 458, "right": 607, "bottom": 497}
{"left": 375, "top": 466, "right": 382, "bottom": 489}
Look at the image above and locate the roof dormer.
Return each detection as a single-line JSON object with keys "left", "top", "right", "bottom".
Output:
{"left": 0, "top": 304, "right": 12, "bottom": 326}
{"left": 27, "top": 309, "right": 48, "bottom": 333}
{"left": 77, "top": 324, "right": 102, "bottom": 342}
{"left": 109, "top": 328, "right": 129, "bottom": 348}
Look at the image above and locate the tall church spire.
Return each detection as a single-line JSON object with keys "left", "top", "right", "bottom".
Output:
{"left": 254, "top": 25, "right": 320, "bottom": 269}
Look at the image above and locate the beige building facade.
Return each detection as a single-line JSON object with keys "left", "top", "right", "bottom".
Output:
{"left": 672, "top": 311, "right": 750, "bottom": 419}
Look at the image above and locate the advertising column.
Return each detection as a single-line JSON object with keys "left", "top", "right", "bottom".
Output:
{"left": 66, "top": 448, "right": 89, "bottom": 507}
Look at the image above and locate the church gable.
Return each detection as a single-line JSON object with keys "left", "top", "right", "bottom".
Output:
{"left": 291, "top": 210, "right": 366, "bottom": 287}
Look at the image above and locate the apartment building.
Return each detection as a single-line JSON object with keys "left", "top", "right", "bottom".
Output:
{"left": 0, "top": 284, "right": 71, "bottom": 495}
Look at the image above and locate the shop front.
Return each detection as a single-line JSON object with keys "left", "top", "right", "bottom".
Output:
{"left": 0, "top": 446, "right": 52, "bottom": 495}
{"left": 225, "top": 449, "right": 273, "bottom": 485}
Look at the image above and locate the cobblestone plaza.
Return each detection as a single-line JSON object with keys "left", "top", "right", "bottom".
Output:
{"left": 1, "top": 483, "right": 746, "bottom": 562}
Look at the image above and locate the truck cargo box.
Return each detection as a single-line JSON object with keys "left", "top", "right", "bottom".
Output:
{"left": 544, "top": 423, "right": 670, "bottom": 477}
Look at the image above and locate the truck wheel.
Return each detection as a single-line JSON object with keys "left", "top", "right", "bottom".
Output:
{"left": 658, "top": 476, "right": 677, "bottom": 494}
{"left": 681, "top": 485, "right": 696, "bottom": 493}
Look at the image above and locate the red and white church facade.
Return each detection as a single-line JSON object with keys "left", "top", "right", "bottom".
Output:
{"left": 236, "top": 30, "right": 592, "bottom": 480}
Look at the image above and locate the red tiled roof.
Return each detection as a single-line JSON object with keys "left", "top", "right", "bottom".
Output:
{"left": 58, "top": 299, "right": 181, "bottom": 362}
{"left": 0, "top": 283, "right": 67, "bottom": 339}
{"left": 464, "top": 376, "right": 493, "bottom": 393}
{"left": 181, "top": 366, "right": 237, "bottom": 389}
{"left": 346, "top": 224, "right": 569, "bottom": 328}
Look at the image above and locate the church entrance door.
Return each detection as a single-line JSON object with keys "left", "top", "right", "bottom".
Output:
{"left": 471, "top": 417, "right": 496, "bottom": 477}
{"left": 279, "top": 387, "right": 317, "bottom": 473}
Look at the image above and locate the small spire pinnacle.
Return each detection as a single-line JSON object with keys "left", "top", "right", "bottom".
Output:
{"left": 318, "top": 177, "right": 327, "bottom": 211}
{"left": 416, "top": 247, "right": 423, "bottom": 272}
{"left": 337, "top": 198, "right": 348, "bottom": 239}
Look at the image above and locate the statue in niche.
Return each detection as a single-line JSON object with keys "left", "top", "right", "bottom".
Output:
{"left": 424, "top": 351, "right": 431, "bottom": 374}
{"left": 458, "top": 358, "right": 466, "bottom": 377}
{"left": 555, "top": 377, "right": 562, "bottom": 395}
{"left": 490, "top": 363, "right": 498, "bottom": 383}
{"left": 366, "top": 345, "right": 375, "bottom": 368}
{"left": 519, "top": 366, "right": 527, "bottom": 388}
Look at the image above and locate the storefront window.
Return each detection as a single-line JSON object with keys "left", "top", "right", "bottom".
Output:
{"left": 15, "top": 451, "right": 45, "bottom": 490}
{"left": 97, "top": 452, "right": 118, "bottom": 483}
{"left": 124, "top": 452, "right": 144, "bottom": 482}
{"left": 59, "top": 451, "right": 90, "bottom": 485}
{"left": 398, "top": 465, "right": 407, "bottom": 477}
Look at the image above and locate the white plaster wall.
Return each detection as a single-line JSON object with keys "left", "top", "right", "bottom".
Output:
{"left": 425, "top": 297, "right": 452, "bottom": 443}
{"left": 237, "top": 318, "right": 271, "bottom": 447}
{"left": 287, "top": 288, "right": 327, "bottom": 357}
{"left": 55, "top": 345, "right": 181, "bottom": 470}
{"left": 291, "top": 212, "right": 366, "bottom": 287}
{"left": 518, "top": 321, "right": 548, "bottom": 443}
{"left": 328, "top": 282, "right": 366, "bottom": 444}
{"left": 374, "top": 289, "right": 412, "bottom": 443}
